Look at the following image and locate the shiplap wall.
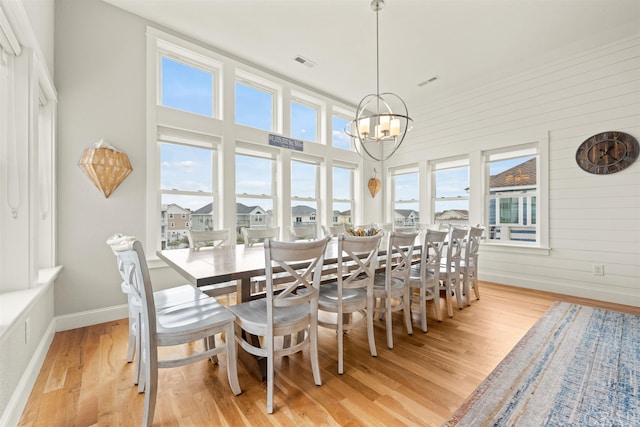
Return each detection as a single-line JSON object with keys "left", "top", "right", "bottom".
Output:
{"left": 392, "top": 34, "right": 640, "bottom": 306}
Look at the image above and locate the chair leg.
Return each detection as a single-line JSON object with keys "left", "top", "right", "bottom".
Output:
{"left": 472, "top": 268, "right": 480, "bottom": 300}
{"left": 337, "top": 310, "right": 344, "bottom": 374}
{"left": 204, "top": 335, "right": 219, "bottom": 364}
{"left": 433, "top": 287, "right": 443, "bottom": 322}
{"left": 403, "top": 289, "right": 413, "bottom": 336}
{"left": 454, "top": 277, "right": 464, "bottom": 310}
{"left": 142, "top": 336, "right": 158, "bottom": 427}
{"left": 127, "top": 311, "right": 136, "bottom": 363}
{"left": 137, "top": 333, "right": 146, "bottom": 393}
{"left": 310, "top": 323, "right": 322, "bottom": 386}
{"left": 444, "top": 279, "right": 454, "bottom": 318}
{"left": 419, "top": 291, "right": 427, "bottom": 333}
{"left": 385, "top": 297, "right": 393, "bottom": 349}
{"left": 225, "top": 323, "right": 241, "bottom": 395}
{"left": 266, "top": 336, "right": 274, "bottom": 414}
{"left": 463, "top": 272, "right": 471, "bottom": 307}
{"left": 367, "top": 296, "right": 377, "bottom": 357}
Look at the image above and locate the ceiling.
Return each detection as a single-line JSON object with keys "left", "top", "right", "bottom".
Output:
{"left": 103, "top": 0, "right": 640, "bottom": 111}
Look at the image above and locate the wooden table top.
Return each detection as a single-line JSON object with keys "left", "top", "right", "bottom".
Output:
{"left": 157, "top": 240, "right": 348, "bottom": 288}
{"left": 157, "top": 236, "right": 424, "bottom": 301}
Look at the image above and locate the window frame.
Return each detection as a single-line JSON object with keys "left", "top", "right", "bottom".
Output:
{"left": 390, "top": 165, "right": 419, "bottom": 228}
{"left": 331, "top": 162, "right": 356, "bottom": 227}
{"left": 290, "top": 91, "right": 324, "bottom": 144}
{"left": 235, "top": 69, "right": 281, "bottom": 133}
{"left": 235, "top": 146, "right": 278, "bottom": 235}
{"left": 157, "top": 40, "right": 222, "bottom": 119}
{"left": 430, "top": 156, "right": 470, "bottom": 228}
{"left": 331, "top": 107, "right": 354, "bottom": 151}
{"left": 290, "top": 155, "right": 322, "bottom": 229}
{"left": 157, "top": 130, "right": 220, "bottom": 250}
{"left": 482, "top": 142, "right": 547, "bottom": 249}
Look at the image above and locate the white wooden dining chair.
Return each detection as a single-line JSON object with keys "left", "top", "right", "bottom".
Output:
{"left": 440, "top": 227, "right": 467, "bottom": 317}
{"left": 227, "top": 236, "right": 330, "bottom": 413}
{"left": 108, "top": 234, "right": 210, "bottom": 390}
{"left": 315, "top": 233, "right": 382, "bottom": 374}
{"left": 187, "top": 229, "right": 230, "bottom": 250}
{"left": 242, "top": 226, "right": 280, "bottom": 247}
{"left": 372, "top": 231, "right": 417, "bottom": 349}
{"left": 116, "top": 240, "right": 241, "bottom": 426}
{"left": 289, "top": 224, "right": 317, "bottom": 241}
{"left": 409, "top": 229, "right": 447, "bottom": 332}
{"left": 460, "top": 226, "right": 484, "bottom": 305}
{"left": 321, "top": 224, "right": 346, "bottom": 237}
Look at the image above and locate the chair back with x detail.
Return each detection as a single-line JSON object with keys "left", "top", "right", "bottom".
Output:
{"left": 372, "top": 230, "right": 417, "bottom": 349}
{"left": 440, "top": 227, "right": 467, "bottom": 317}
{"left": 461, "top": 226, "right": 484, "bottom": 305}
{"left": 227, "top": 236, "right": 330, "bottom": 413}
{"left": 187, "top": 229, "right": 230, "bottom": 250}
{"left": 289, "top": 224, "right": 317, "bottom": 241}
{"left": 116, "top": 240, "right": 240, "bottom": 426}
{"left": 316, "top": 233, "right": 382, "bottom": 374}
{"left": 409, "top": 229, "right": 447, "bottom": 331}
{"left": 322, "top": 224, "right": 347, "bottom": 237}
{"left": 242, "top": 226, "right": 280, "bottom": 247}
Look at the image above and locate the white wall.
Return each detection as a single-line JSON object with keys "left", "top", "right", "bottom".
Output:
{"left": 55, "top": 0, "right": 187, "bottom": 319}
{"left": 390, "top": 30, "right": 640, "bottom": 306}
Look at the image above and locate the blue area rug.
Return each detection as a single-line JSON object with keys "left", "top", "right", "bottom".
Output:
{"left": 445, "top": 301, "right": 639, "bottom": 426}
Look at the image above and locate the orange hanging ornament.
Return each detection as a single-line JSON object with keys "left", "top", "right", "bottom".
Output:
{"left": 368, "top": 177, "right": 381, "bottom": 198}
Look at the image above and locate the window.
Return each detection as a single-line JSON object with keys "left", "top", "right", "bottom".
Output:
{"left": 486, "top": 146, "right": 538, "bottom": 243}
{"left": 291, "top": 158, "right": 319, "bottom": 228}
{"left": 332, "top": 165, "right": 354, "bottom": 227}
{"left": 291, "top": 99, "right": 318, "bottom": 142}
{"left": 160, "top": 57, "right": 214, "bottom": 117}
{"left": 147, "top": 29, "right": 363, "bottom": 255}
{"left": 392, "top": 168, "right": 419, "bottom": 227}
{"left": 236, "top": 152, "right": 276, "bottom": 240}
{"left": 235, "top": 72, "right": 278, "bottom": 132}
{"left": 432, "top": 158, "right": 469, "bottom": 228}
{"left": 332, "top": 114, "right": 351, "bottom": 150}
{"left": 159, "top": 139, "right": 216, "bottom": 249}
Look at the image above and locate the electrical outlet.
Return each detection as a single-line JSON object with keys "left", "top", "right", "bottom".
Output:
{"left": 25, "top": 317, "right": 31, "bottom": 344}
{"left": 592, "top": 264, "right": 604, "bottom": 276}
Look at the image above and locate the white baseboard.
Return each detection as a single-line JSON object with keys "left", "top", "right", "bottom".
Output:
{"left": 480, "top": 272, "right": 639, "bottom": 307}
{"left": 55, "top": 303, "right": 128, "bottom": 332}
{"left": 0, "top": 321, "right": 55, "bottom": 427}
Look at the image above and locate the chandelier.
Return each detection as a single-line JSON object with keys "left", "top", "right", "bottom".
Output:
{"left": 345, "top": 0, "right": 413, "bottom": 162}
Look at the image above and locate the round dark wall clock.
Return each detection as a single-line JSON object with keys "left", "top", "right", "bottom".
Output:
{"left": 575, "top": 131, "right": 639, "bottom": 175}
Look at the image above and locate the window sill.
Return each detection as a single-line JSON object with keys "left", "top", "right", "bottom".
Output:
{"left": 0, "top": 266, "right": 62, "bottom": 344}
{"left": 480, "top": 242, "right": 550, "bottom": 256}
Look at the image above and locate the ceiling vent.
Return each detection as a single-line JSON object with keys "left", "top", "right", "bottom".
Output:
{"left": 293, "top": 55, "right": 316, "bottom": 68}
{"left": 417, "top": 75, "right": 440, "bottom": 87}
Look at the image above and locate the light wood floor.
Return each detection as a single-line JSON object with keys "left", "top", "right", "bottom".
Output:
{"left": 19, "top": 282, "right": 640, "bottom": 426}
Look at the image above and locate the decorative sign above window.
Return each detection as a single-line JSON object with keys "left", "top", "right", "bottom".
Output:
{"left": 269, "top": 134, "right": 303, "bottom": 151}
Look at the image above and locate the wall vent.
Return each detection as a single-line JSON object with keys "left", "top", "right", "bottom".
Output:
{"left": 293, "top": 55, "right": 316, "bottom": 68}
{"left": 417, "top": 75, "right": 440, "bottom": 87}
